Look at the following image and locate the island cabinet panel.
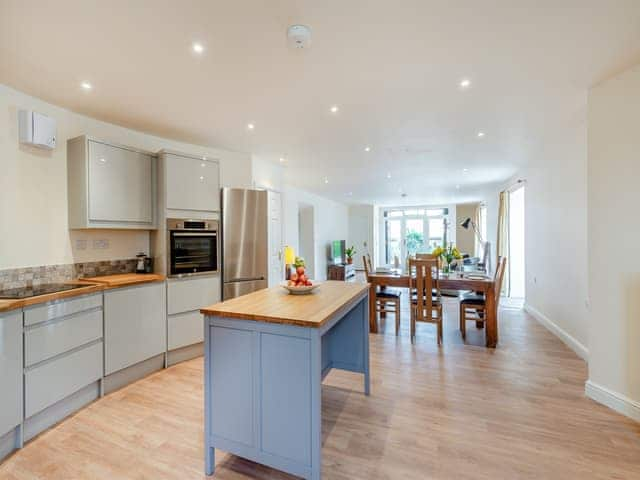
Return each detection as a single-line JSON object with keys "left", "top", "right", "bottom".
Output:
{"left": 260, "top": 333, "right": 311, "bottom": 465}
{"left": 210, "top": 326, "right": 254, "bottom": 447}
{"left": 104, "top": 282, "right": 166, "bottom": 375}
{"left": 0, "top": 311, "right": 22, "bottom": 438}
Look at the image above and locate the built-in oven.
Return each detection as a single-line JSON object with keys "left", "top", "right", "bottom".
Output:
{"left": 167, "top": 218, "right": 218, "bottom": 277}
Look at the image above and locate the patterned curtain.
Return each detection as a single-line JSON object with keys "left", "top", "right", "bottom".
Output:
{"left": 496, "top": 191, "right": 510, "bottom": 296}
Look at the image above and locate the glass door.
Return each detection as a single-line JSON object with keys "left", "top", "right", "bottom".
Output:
{"left": 405, "top": 218, "right": 425, "bottom": 258}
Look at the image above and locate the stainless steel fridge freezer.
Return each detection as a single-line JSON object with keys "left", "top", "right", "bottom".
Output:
{"left": 221, "top": 188, "right": 269, "bottom": 300}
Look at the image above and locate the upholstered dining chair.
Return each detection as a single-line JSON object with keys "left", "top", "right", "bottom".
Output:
{"left": 409, "top": 258, "right": 443, "bottom": 344}
{"left": 459, "top": 257, "right": 507, "bottom": 339}
{"left": 363, "top": 255, "right": 402, "bottom": 335}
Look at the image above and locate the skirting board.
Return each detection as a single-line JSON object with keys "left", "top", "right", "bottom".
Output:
{"left": 585, "top": 380, "right": 640, "bottom": 423}
{"left": 523, "top": 303, "right": 589, "bottom": 362}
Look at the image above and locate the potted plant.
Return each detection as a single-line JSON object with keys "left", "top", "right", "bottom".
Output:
{"left": 432, "top": 243, "right": 462, "bottom": 274}
{"left": 345, "top": 246, "right": 356, "bottom": 264}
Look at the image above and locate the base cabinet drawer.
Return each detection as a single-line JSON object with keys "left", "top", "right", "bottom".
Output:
{"left": 25, "top": 341, "right": 103, "bottom": 418}
{"left": 167, "top": 276, "right": 220, "bottom": 315}
{"left": 25, "top": 309, "right": 103, "bottom": 367}
{"left": 24, "top": 293, "right": 102, "bottom": 327}
{"left": 168, "top": 310, "right": 203, "bottom": 350}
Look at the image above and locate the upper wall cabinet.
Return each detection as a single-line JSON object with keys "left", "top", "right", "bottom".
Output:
{"left": 160, "top": 151, "right": 220, "bottom": 213}
{"left": 68, "top": 136, "right": 157, "bottom": 229}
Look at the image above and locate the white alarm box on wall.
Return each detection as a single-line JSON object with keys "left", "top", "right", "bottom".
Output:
{"left": 18, "top": 110, "right": 56, "bottom": 149}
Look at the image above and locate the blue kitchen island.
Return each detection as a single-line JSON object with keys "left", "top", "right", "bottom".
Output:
{"left": 200, "top": 281, "right": 370, "bottom": 480}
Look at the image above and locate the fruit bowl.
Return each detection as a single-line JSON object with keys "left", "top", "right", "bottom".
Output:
{"left": 281, "top": 281, "right": 321, "bottom": 295}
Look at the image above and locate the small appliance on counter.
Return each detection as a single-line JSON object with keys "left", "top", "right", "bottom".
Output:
{"left": 135, "top": 253, "right": 153, "bottom": 274}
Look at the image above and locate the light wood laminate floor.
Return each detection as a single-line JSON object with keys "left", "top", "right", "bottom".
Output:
{"left": 2, "top": 297, "right": 639, "bottom": 479}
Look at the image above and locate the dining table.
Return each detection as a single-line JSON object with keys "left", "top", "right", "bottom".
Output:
{"left": 366, "top": 270, "right": 499, "bottom": 347}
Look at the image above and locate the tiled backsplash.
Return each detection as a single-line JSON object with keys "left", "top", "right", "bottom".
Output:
{"left": 0, "top": 259, "right": 137, "bottom": 290}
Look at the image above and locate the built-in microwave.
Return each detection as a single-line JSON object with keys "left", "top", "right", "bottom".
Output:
{"left": 167, "top": 218, "right": 218, "bottom": 277}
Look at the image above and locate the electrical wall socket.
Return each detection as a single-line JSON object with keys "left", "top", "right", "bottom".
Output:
{"left": 75, "top": 239, "right": 87, "bottom": 250}
{"left": 92, "top": 239, "right": 109, "bottom": 250}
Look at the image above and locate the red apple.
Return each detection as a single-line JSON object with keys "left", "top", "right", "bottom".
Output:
{"left": 299, "top": 274, "right": 307, "bottom": 283}
{"left": 305, "top": 280, "right": 312, "bottom": 286}
{"left": 290, "top": 272, "right": 298, "bottom": 282}
{"left": 296, "top": 266, "right": 305, "bottom": 276}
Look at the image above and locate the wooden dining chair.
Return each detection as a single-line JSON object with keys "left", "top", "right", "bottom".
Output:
{"left": 409, "top": 258, "right": 443, "bottom": 344}
{"left": 459, "top": 257, "right": 507, "bottom": 339}
{"left": 363, "top": 255, "right": 402, "bottom": 335}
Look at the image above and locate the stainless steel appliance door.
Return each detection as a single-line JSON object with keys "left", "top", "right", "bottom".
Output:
{"left": 223, "top": 279, "right": 268, "bottom": 300}
{"left": 222, "top": 188, "right": 268, "bottom": 283}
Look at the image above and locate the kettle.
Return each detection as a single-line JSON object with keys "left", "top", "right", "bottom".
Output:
{"left": 136, "top": 253, "right": 148, "bottom": 274}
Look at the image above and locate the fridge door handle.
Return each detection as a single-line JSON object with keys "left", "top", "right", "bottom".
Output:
{"left": 227, "top": 276, "right": 265, "bottom": 283}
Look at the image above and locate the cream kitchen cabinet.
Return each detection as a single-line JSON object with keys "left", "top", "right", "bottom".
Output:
{"left": 104, "top": 282, "right": 166, "bottom": 375}
{"left": 67, "top": 136, "right": 157, "bottom": 229}
{"left": 0, "top": 311, "right": 22, "bottom": 445}
{"left": 160, "top": 150, "right": 220, "bottom": 213}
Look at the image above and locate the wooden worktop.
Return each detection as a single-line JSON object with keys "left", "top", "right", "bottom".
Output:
{"left": 0, "top": 274, "right": 166, "bottom": 314}
{"left": 0, "top": 283, "right": 103, "bottom": 314}
{"left": 79, "top": 273, "right": 166, "bottom": 288}
{"left": 200, "top": 281, "right": 369, "bottom": 328}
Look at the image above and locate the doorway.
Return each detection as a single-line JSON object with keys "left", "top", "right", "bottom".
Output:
{"left": 298, "top": 204, "right": 315, "bottom": 279}
{"left": 508, "top": 185, "right": 525, "bottom": 299}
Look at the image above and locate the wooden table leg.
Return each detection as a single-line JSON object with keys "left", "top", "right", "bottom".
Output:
{"left": 485, "top": 285, "right": 497, "bottom": 348}
{"left": 369, "top": 283, "right": 378, "bottom": 333}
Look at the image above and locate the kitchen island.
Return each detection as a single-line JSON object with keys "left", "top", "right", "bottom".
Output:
{"left": 200, "top": 281, "right": 370, "bottom": 480}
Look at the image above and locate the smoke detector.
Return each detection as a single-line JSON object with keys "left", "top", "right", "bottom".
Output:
{"left": 287, "top": 25, "right": 311, "bottom": 49}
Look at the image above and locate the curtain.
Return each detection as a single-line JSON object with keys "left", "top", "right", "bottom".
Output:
{"left": 496, "top": 190, "right": 510, "bottom": 296}
{"left": 474, "top": 203, "right": 482, "bottom": 257}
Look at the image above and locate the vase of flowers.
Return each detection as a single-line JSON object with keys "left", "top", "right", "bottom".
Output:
{"left": 432, "top": 244, "right": 462, "bottom": 274}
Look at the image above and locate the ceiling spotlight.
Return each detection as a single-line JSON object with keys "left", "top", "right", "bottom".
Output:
{"left": 387, "top": 172, "right": 392, "bottom": 179}
{"left": 324, "top": 177, "right": 329, "bottom": 184}
{"left": 201, "top": 162, "right": 206, "bottom": 167}
{"left": 279, "top": 157, "right": 286, "bottom": 163}
{"left": 459, "top": 78, "right": 471, "bottom": 89}
{"left": 477, "top": 131, "right": 486, "bottom": 138}
{"left": 330, "top": 105, "right": 339, "bottom": 114}
{"left": 247, "top": 123, "right": 255, "bottom": 130}
{"left": 462, "top": 168, "right": 469, "bottom": 174}
{"left": 364, "top": 146, "right": 371, "bottom": 152}
{"left": 192, "top": 42, "right": 204, "bottom": 54}
{"left": 80, "top": 81, "right": 92, "bottom": 91}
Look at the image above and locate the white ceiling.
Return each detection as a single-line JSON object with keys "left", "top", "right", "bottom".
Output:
{"left": 1, "top": 1, "right": 640, "bottom": 205}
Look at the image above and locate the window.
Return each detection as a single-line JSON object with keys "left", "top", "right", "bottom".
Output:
{"left": 381, "top": 206, "right": 448, "bottom": 265}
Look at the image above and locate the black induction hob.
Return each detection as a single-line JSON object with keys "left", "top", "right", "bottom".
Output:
{"left": 0, "top": 283, "right": 88, "bottom": 299}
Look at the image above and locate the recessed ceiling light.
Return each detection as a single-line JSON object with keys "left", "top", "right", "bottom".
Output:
{"left": 459, "top": 78, "right": 471, "bottom": 89}
{"left": 477, "top": 131, "right": 486, "bottom": 138}
{"left": 192, "top": 42, "right": 204, "bottom": 54}
{"left": 279, "top": 157, "right": 286, "bottom": 163}
{"left": 364, "top": 146, "right": 371, "bottom": 152}
{"left": 247, "top": 123, "right": 255, "bottom": 130}
{"left": 324, "top": 177, "right": 329, "bottom": 184}
{"left": 330, "top": 105, "right": 339, "bottom": 114}
{"left": 462, "top": 168, "right": 469, "bottom": 174}
{"left": 80, "top": 81, "right": 92, "bottom": 91}
{"left": 201, "top": 162, "right": 206, "bottom": 167}
{"left": 199, "top": 176, "right": 205, "bottom": 181}
{"left": 387, "top": 172, "right": 392, "bottom": 179}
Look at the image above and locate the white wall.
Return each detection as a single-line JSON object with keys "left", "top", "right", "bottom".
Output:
{"left": 587, "top": 63, "right": 640, "bottom": 420}
{"left": 455, "top": 203, "right": 478, "bottom": 255}
{"left": 282, "top": 186, "right": 348, "bottom": 281}
{"left": 481, "top": 110, "right": 589, "bottom": 359}
{"left": 0, "top": 84, "right": 252, "bottom": 270}
{"left": 348, "top": 205, "right": 375, "bottom": 269}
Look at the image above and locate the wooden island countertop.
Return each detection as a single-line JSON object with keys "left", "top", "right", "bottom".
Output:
{"left": 200, "top": 280, "right": 369, "bottom": 328}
